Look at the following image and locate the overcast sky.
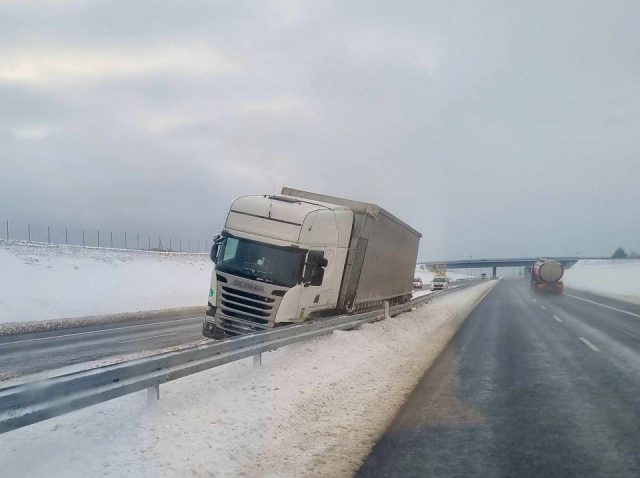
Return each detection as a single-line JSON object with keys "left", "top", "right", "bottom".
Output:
{"left": 1, "top": 0, "right": 638, "bottom": 260}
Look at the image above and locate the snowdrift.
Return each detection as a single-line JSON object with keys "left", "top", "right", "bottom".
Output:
{"left": 0, "top": 241, "right": 212, "bottom": 324}
{"left": 563, "top": 259, "right": 640, "bottom": 304}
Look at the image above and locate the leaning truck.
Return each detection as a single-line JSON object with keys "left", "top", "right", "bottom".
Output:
{"left": 203, "top": 187, "right": 421, "bottom": 338}
{"left": 531, "top": 259, "right": 564, "bottom": 294}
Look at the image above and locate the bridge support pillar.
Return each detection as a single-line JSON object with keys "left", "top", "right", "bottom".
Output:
{"left": 492, "top": 266, "right": 497, "bottom": 279}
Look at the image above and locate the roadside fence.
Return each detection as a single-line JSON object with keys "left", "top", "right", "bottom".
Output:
{"left": 1, "top": 219, "right": 212, "bottom": 253}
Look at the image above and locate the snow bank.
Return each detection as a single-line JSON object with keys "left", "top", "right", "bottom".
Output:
{"left": 0, "top": 281, "right": 495, "bottom": 478}
{"left": 0, "top": 240, "right": 212, "bottom": 324}
{"left": 564, "top": 259, "right": 640, "bottom": 304}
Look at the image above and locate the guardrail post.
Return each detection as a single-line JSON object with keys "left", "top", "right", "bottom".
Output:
{"left": 253, "top": 353, "right": 262, "bottom": 367}
{"left": 384, "top": 300, "right": 391, "bottom": 320}
{"left": 147, "top": 384, "right": 160, "bottom": 401}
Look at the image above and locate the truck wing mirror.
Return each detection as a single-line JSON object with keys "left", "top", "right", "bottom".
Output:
{"left": 310, "top": 267, "right": 324, "bottom": 286}
{"left": 303, "top": 251, "right": 327, "bottom": 285}
{"left": 210, "top": 235, "right": 223, "bottom": 263}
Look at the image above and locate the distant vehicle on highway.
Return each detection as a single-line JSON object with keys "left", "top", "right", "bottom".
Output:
{"left": 412, "top": 277, "right": 423, "bottom": 289}
{"left": 481, "top": 273, "right": 487, "bottom": 279}
{"left": 430, "top": 276, "right": 449, "bottom": 291}
{"left": 203, "top": 187, "right": 421, "bottom": 338}
{"left": 531, "top": 259, "right": 564, "bottom": 294}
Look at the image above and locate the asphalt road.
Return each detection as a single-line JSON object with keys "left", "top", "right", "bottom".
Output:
{"left": 0, "top": 312, "right": 205, "bottom": 381}
{"left": 0, "top": 282, "right": 474, "bottom": 382}
{"left": 358, "top": 279, "right": 640, "bottom": 478}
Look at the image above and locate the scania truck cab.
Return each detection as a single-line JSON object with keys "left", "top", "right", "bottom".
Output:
{"left": 203, "top": 188, "right": 421, "bottom": 339}
{"left": 203, "top": 194, "right": 353, "bottom": 337}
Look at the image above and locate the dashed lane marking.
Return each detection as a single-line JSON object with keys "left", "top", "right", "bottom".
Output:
{"left": 553, "top": 315, "right": 563, "bottom": 323}
{"left": 540, "top": 305, "right": 547, "bottom": 311}
{"left": 579, "top": 337, "right": 600, "bottom": 352}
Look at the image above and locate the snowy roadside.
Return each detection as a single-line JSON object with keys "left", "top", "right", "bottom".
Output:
{"left": 563, "top": 259, "right": 640, "bottom": 305}
{"left": 0, "top": 240, "right": 211, "bottom": 328}
{"left": 1, "top": 281, "right": 496, "bottom": 478}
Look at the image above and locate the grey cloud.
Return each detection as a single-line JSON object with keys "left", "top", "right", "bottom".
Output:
{"left": 0, "top": 0, "right": 639, "bottom": 260}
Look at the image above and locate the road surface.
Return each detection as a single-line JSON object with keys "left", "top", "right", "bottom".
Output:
{"left": 0, "top": 283, "right": 472, "bottom": 382}
{"left": 0, "top": 312, "right": 205, "bottom": 381}
{"left": 358, "top": 279, "right": 640, "bottom": 477}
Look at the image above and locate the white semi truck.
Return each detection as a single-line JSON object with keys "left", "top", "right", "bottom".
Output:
{"left": 203, "top": 187, "right": 421, "bottom": 338}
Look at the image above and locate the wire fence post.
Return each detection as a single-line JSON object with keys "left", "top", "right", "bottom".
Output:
{"left": 148, "top": 234, "right": 151, "bottom": 250}
{"left": 28, "top": 224, "right": 31, "bottom": 242}
{"left": 158, "top": 235, "right": 161, "bottom": 251}
{"left": 5, "top": 221, "right": 8, "bottom": 240}
{"left": 136, "top": 233, "right": 139, "bottom": 249}
{"left": 82, "top": 229, "right": 85, "bottom": 246}
{"left": 97, "top": 230, "right": 100, "bottom": 247}
{"left": 65, "top": 228, "right": 68, "bottom": 245}
{"left": 47, "top": 226, "right": 50, "bottom": 244}
{"left": 179, "top": 238, "right": 182, "bottom": 252}
{"left": 124, "top": 232, "right": 127, "bottom": 249}
{"left": 169, "top": 237, "right": 172, "bottom": 251}
{"left": 110, "top": 231, "right": 113, "bottom": 248}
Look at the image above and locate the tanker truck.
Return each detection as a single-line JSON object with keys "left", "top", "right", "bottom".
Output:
{"left": 202, "top": 187, "right": 422, "bottom": 338}
{"left": 531, "top": 259, "right": 564, "bottom": 294}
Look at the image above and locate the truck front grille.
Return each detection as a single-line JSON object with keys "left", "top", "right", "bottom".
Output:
{"left": 219, "top": 286, "right": 275, "bottom": 329}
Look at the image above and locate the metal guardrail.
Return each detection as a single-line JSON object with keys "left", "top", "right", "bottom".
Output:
{"left": 0, "top": 282, "right": 475, "bottom": 434}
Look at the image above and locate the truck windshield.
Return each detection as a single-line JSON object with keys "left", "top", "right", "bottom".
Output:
{"left": 216, "top": 235, "right": 306, "bottom": 287}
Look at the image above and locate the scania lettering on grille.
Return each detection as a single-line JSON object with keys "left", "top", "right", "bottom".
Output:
{"left": 232, "top": 279, "right": 266, "bottom": 293}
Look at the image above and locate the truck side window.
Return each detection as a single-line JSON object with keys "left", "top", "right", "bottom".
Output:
{"left": 222, "top": 237, "right": 239, "bottom": 262}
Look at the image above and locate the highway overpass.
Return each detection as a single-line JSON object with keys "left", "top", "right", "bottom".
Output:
{"left": 418, "top": 257, "right": 612, "bottom": 278}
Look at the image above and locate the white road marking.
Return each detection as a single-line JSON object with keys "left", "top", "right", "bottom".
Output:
{"left": 0, "top": 316, "right": 202, "bottom": 347}
{"left": 532, "top": 298, "right": 537, "bottom": 303}
{"left": 540, "top": 305, "right": 547, "bottom": 311}
{"left": 566, "top": 294, "right": 640, "bottom": 319}
{"left": 118, "top": 331, "right": 186, "bottom": 344}
{"left": 579, "top": 337, "right": 600, "bottom": 352}
{"left": 553, "top": 315, "right": 563, "bottom": 322}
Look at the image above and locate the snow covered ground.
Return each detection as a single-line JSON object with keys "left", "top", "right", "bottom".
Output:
{"left": 0, "top": 281, "right": 495, "bottom": 478}
{"left": 563, "top": 259, "right": 640, "bottom": 305}
{"left": 0, "top": 240, "right": 212, "bottom": 324}
{"left": 414, "top": 265, "right": 471, "bottom": 285}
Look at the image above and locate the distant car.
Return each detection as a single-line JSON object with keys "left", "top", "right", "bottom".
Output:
{"left": 412, "top": 277, "right": 423, "bottom": 289}
{"left": 430, "top": 276, "right": 449, "bottom": 291}
{"left": 481, "top": 273, "right": 487, "bottom": 279}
